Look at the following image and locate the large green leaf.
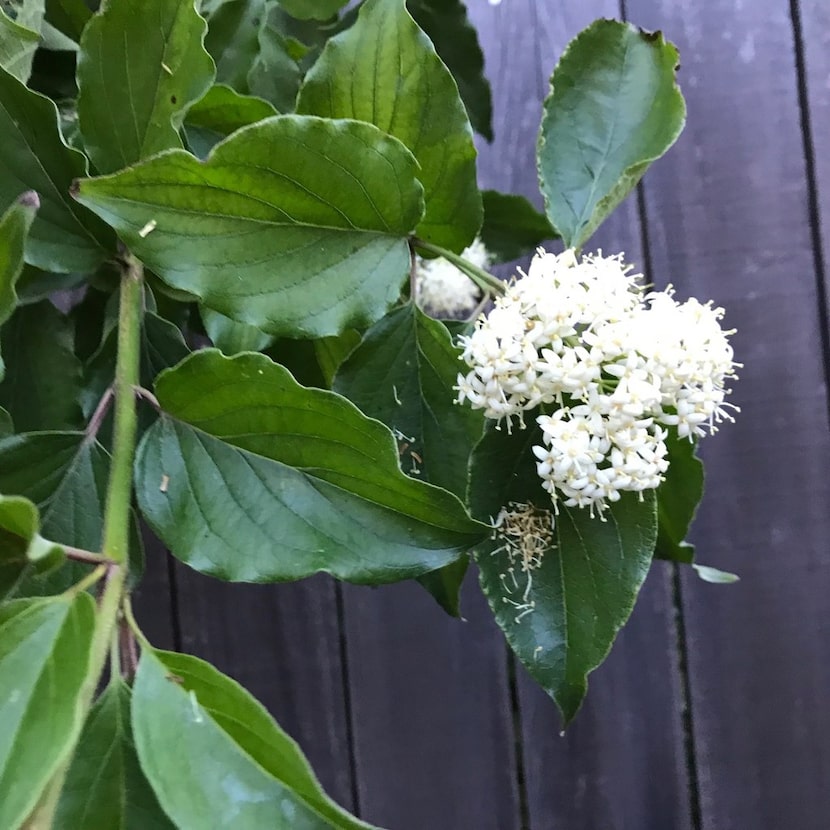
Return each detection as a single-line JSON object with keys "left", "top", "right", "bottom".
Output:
{"left": 407, "top": 0, "right": 492, "bottom": 141}
{"left": 184, "top": 83, "right": 277, "bottom": 158}
{"left": 0, "top": 191, "right": 38, "bottom": 380}
{"left": 135, "top": 350, "right": 485, "bottom": 583}
{"left": 654, "top": 433, "right": 704, "bottom": 564}
{"left": 57, "top": 681, "right": 174, "bottom": 830}
{"left": 0, "top": 0, "right": 43, "bottom": 82}
{"left": 480, "top": 190, "right": 557, "bottom": 263}
{"left": 75, "top": 115, "right": 424, "bottom": 338}
{"left": 133, "top": 649, "right": 379, "bottom": 829}
{"left": 0, "top": 431, "right": 110, "bottom": 595}
{"left": 537, "top": 20, "right": 685, "bottom": 249}
{"left": 0, "top": 494, "right": 63, "bottom": 599}
{"left": 0, "top": 593, "right": 95, "bottom": 830}
{"left": 77, "top": 0, "right": 215, "bottom": 174}
{"left": 296, "top": 0, "right": 481, "bottom": 253}
{"left": 0, "top": 406, "right": 10, "bottom": 436}
{"left": 0, "top": 301, "right": 83, "bottom": 432}
{"left": 469, "top": 422, "right": 657, "bottom": 723}
{"left": 0, "top": 65, "right": 113, "bottom": 272}
{"left": 334, "top": 302, "right": 484, "bottom": 500}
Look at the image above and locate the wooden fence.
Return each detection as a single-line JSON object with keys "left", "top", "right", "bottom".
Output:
{"left": 133, "top": 1, "right": 830, "bottom": 827}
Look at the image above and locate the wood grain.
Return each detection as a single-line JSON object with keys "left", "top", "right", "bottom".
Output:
{"left": 628, "top": 1, "right": 830, "bottom": 827}
{"left": 468, "top": 3, "right": 693, "bottom": 829}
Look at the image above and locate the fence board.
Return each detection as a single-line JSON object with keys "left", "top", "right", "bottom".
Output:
{"left": 469, "top": 2, "right": 694, "bottom": 828}
{"left": 627, "top": 1, "right": 830, "bottom": 827}
{"left": 343, "top": 577, "right": 521, "bottom": 830}
{"left": 131, "top": 528, "right": 177, "bottom": 652}
{"left": 173, "top": 569, "right": 356, "bottom": 811}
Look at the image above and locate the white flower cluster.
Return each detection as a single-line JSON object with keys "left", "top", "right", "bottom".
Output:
{"left": 415, "top": 238, "right": 490, "bottom": 318}
{"left": 456, "top": 249, "right": 739, "bottom": 517}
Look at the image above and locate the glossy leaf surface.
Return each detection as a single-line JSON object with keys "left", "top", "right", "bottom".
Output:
{"left": 76, "top": 115, "right": 423, "bottom": 338}
{"left": 77, "top": 0, "right": 215, "bottom": 173}
{"left": 297, "top": 0, "right": 481, "bottom": 252}
{"left": 133, "top": 649, "right": 380, "bottom": 829}
{"left": 469, "top": 422, "right": 657, "bottom": 722}
{"left": 538, "top": 20, "right": 685, "bottom": 248}
{"left": 57, "top": 681, "right": 174, "bottom": 830}
{"left": 0, "top": 593, "right": 95, "bottom": 830}
{"left": 0, "top": 66, "right": 113, "bottom": 271}
{"left": 135, "top": 350, "right": 485, "bottom": 583}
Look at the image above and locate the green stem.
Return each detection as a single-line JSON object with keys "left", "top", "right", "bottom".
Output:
{"left": 24, "top": 254, "right": 144, "bottom": 830}
{"left": 412, "top": 237, "right": 506, "bottom": 296}
{"left": 101, "top": 256, "right": 143, "bottom": 565}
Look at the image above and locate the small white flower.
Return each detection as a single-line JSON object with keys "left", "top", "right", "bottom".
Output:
{"left": 456, "top": 247, "right": 739, "bottom": 516}
{"left": 415, "top": 238, "right": 492, "bottom": 318}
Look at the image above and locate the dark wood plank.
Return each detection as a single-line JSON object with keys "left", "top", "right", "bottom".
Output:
{"left": 627, "top": 1, "right": 830, "bottom": 827}
{"left": 173, "top": 568, "right": 356, "bottom": 811}
{"left": 342, "top": 575, "right": 521, "bottom": 830}
{"left": 130, "top": 527, "right": 177, "bottom": 652}
{"left": 469, "top": 2, "right": 695, "bottom": 828}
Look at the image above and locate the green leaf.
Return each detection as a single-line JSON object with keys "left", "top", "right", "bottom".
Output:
{"left": 184, "top": 83, "right": 277, "bottom": 158}
{"left": 0, "top": 301, "right": 83, "bottom": 432}
{"left": 692, "top": 564, "right": 739, "bottom": 584}
{"left": 0, "top": 592, "right": 95, "bottom": 830}
{"left": 407, "top": 0, "right": 492, "bottom": 141}
{"left": 469, "top": 422, "right": 657, "bottom": 723}
{"left": 201, "top": 305, "right": 273, "bottom": 354}
{"left": 333, "top": 303, "right": 484, "bottom": 613}
{"left": 204, "top": 0, "right": 263, "bottom": 91}
{"left": 655, "top": 432, "right": 703, "bottom": 564}
{"left": 277, "top": 0, "right": 346, "bottom": 20}
{"left": 133, "top": 648, "right": 380, "bottom": 829}
{"left": 135, "top": 350, "right": 485, "bottom": 583}
{"left": 0, "top": 0, "right": 43, "bottom": 83}
{"left": 0, "top": 407, "right": 11, "bottom": 436}
{"left": 537, "top": 20, "right": 685, "bottom": 249}
{"left": 75, "top": 115, "right": 424, "bottom": 338}
{"left": 480, "top": 190, "right": 557, "bottom": 263}
{"left": 44, "top": 0, "right": 89, "bottom": 42}
{"left": 334, "top": 303, "right": 484, "bottom": 501}
{"left": 314, "top": 330, "right": 360, "bottom": 388}
{"left": 296, "top": 0, "right": 481, "bottom": 253}
{"left": 56, "top": 681, "right": 174, "bottom": 830}
{"left": 0, "top": 431, "right": 109, "bottom": 595}
{"left": 246, "top": 4, "right": 304, "bottom": 113}
{"left": 416, "top": 555, "right": 468, "bottom": 617}
{"left": 0, "top": 65, "right": 113, "bottom": 272}
{"left": 0, "top": 494, "right": 64, "bottom": 599}
{"left": 0, "top": 190, "right": 38, "bottom": 380}
{"left": 39, "top": 18, "right": 77, "bottom": 51}
{"left": 77, "top": 0, "right": 215, "bottom": 175}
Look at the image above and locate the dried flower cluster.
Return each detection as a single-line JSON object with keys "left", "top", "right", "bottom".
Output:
{"left": 457, "top": 249, "right": 739, "bottom": 517}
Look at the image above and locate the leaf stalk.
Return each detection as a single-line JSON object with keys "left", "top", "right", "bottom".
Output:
{"left": 412, "top": 237, "right": 506, "bottom": 296}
